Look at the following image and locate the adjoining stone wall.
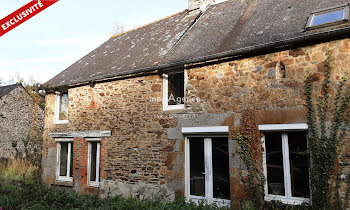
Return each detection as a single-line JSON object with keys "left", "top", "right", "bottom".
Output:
{"left": 0, "top": 86, "right": 44, "bottom": 160}
{"left": 42, "top": 38, "right": 350, "bottom": 207}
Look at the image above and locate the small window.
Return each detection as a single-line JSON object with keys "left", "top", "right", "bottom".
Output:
{"left": 56, "top": 140, "right": 73, "bottom": 182}
{"left": 163, "top": 71, "right": 185, "bottom": 110}
{"left": 307, "top": 5, "right": 349, "bottom": 29}
{"left": 261, "top": 126, "right": 310, "bottom": 205}
{"left": 54, "top": 91, "right": 69, "bottom": 124}
{"left": 88, "top": 140, "right": 101, "bottom": 187}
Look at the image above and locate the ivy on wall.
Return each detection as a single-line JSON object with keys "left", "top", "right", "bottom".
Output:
{"left": 305, "top": 57, "right": 350, "bottom": 209}
{"left": 235, "top": 111, "right": 265, "bottom": 209}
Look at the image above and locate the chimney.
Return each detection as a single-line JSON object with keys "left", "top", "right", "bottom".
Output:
{"left": 188, "top": 0, "right": 215, "bottom": 11}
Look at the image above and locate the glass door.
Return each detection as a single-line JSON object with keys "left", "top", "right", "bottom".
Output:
{"left": 186, "top": 137, "right": 230, "bottom": 207}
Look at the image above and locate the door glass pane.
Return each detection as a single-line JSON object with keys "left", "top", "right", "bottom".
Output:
{"left": 288, "top": 132, "right": 310, "bottom": 198}
{"left": 70, "top": 143, "right": 73, "bottom": 177}
{"left": 168, "top": 72, "right": 184, "bottom": 105}
{"left": 189, "top": 138, "right": 205, "bottom": 196}
{"left": 90, "top": 142, "right": 97, "bottom": 182}
{"left": 212, "top": 138, "right": 230, "bottom": 200}
{"left": 265, "top": 133, "right": 285, "bottom": 196}
{"left": 59, "top": 143, "right": 68, "bottom": 176}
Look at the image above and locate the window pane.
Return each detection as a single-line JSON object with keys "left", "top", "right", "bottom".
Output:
{"left": 59, "top": 93, "right": 68, "bottom": 121}
{"left": 212, "top": 138, "right": 230, "bottom": 200}
{"left": 90, "top": 142, "right": 97, "bottom": 182}
{"left": 311, "top": 9, "right": 344, "bottom": 26}
{"left": 59, "top": 143, "right": 68, "bottom": 177}
{"left": 265, "top": 133, "right": 285, "bottom": 196}
{"left": 70, "top": 143, "right": 73, "bottom": 178}
{"left": 168, "top": 72, "right": 184, "bottom": 105}
{"left": 288, "top": 132, "right": 310, "bottom": 198}
{"left": 189, "top": 138, "right": 205, "bottom": 196}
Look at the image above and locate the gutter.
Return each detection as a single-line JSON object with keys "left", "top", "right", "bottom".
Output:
{"left": 51, "top": 26, "right": 350, "bottom": 89}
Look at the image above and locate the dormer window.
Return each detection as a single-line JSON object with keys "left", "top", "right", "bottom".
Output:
{"left": 54, "top": 91, "right": 69, "bottom": 124}
{"left": 307, "top": 5, "right": 349, "bottom": 29}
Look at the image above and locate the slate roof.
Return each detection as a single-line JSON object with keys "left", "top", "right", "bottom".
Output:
{"left": 46, "top": 10, "right": 201, "bottom": 87}
{"left": 0, "top": 84, "right": 21, "bottom": 98}
{"left": 46, "top": 0, "right": 350, "bottom": 88}
{"left": 163, "top": 0, "right": 350, "bottom": 63}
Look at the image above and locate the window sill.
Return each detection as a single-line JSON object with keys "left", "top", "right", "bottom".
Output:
{"left": 163, "top": 104, "right": 185, "bottom": 112}
{"left": 88, "top": 182, "right": 100, "bottom": 188}
{"left": 54, "top": 179, "right": 73, "bottom": 187}
{"left": 54, "top": 120, "right": 69, "bottom": 125}
{"left": 265, "top": 195, "right": 310, "bottom": 205}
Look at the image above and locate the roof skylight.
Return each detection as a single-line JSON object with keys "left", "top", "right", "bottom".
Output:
{"left": 307, "top": 4, "right": 349, "bottom": 29}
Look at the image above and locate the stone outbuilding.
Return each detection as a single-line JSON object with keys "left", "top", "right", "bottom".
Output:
{"left": 0, "top": 84, "right": 44, "bottom": 160}
{"left": 42, "top": 0, "right": 350, "bottom": 208}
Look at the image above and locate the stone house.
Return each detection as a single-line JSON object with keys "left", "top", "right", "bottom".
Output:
{"left": 42, "top": 0, "right": 350, "bottom": 208}
{"left": 0, "top": 84, "right": 44, "bottom": 160}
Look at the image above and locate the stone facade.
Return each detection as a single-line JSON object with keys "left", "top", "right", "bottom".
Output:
{"left": 0, "top": 85, "right": 44, "bottom": 160}
{"left": 42, "top": 39, "right": 350, "bottom": 208}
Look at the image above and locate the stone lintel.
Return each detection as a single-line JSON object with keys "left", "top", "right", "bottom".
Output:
{"left": 49, "top": 130, "right": 111, "bottom": 138}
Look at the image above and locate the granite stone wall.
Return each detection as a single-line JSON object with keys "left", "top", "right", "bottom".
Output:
{"left": 42, "top": 38, "right": 350, "bottom": 208}
{"left": 0, "top": 86, "right": 44, "bottom": 160}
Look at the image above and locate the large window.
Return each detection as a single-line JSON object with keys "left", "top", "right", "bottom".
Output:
{"left": 260, "top": 124, "right": 310, "bottom": 205}
{"left": 306, "top": 5, "right": 349, "bottom": 29}
{"left": 56, "top": 139, "right": 73, "bottom": 182}
{"left": 87, "top": 139, "right": 101, "bottom": 187}
{"left": 163, "top": 71, "right": 185, "bottom": 110}
{"left": 54, "top": 91, "right": 69, "bottom": 124}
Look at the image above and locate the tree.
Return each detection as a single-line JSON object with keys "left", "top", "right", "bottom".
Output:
{"left": 111, "top": 20, "right": 127, "bottom": 36}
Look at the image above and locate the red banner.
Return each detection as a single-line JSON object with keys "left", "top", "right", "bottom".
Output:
{"left": 0, "top": 0, "right": 59, "bottom": 37}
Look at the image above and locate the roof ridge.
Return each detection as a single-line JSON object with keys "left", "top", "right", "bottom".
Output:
{"left": 0, "top": 83, "right": 23, "bottom": 98}
{"left": 110, "top": 9, "right": 188, "bottom": 39}
{"left": 0, "top": 83, "right": 21, "bottom": 89}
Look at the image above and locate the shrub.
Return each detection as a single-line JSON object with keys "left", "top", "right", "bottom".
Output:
{"left": 0, "top": 159, "right": 39, "bottom": 184}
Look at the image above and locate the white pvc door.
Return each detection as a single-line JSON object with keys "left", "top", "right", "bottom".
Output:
{"left": 186, "top": 137, "right": 231, "bottom": 207}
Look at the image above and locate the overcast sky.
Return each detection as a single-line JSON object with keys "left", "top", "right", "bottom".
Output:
{"left": 0, "top": 0, "right": 225, "bottom": 84}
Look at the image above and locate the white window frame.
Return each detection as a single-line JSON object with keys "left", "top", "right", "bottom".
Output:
{"left": 306, "top": 4, "right": 349, "bottom": 29}
{"left": 54, "top": 91, "right": 69, "bottom": 124}
{"left": 87, "top": 138, "right": 101, "bottom": 187}
{"left": 56, "top": 138, "right": 73, "bottom": 182}
{"left": 259, "top": 123, "right": 310, "bottom": 205}
{"left": 162, "top": 70, "right": 186, "bottom": 111}
{"left": 183, "top": 126, "right": 230, "bottom": 208}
